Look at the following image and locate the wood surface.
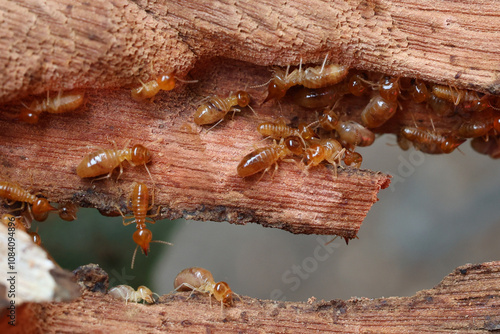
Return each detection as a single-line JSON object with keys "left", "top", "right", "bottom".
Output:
{"left": 1, "top": 0, "right": 499, "bottom": 332}
{"left": 1, "top": 261, "right": 499, "bottom": 333}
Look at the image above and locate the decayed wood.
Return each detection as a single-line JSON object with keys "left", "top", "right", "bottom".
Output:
{"left": 1, "top": 0, "right": 500, "bottom": 105}
{"left": 0, "top": 59, "right": 390, "bottom": 239}
{"left": 1, "top": 0, "right": 498, "bottom": 238}
{"left": 1, "top": 261, "right": 499, "bottom": 333}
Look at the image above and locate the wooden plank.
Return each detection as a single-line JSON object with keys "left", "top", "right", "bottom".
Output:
{"left": 1, "top": 261, "right": 499, "bottom": 333}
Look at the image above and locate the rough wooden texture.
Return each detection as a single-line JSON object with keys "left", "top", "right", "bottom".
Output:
{"left": 1, "top": 0, "right": 499, "bottom": 238}
{"left": 0, "top": 57, "right": 392, "bottom": 240}
{"left": 1, "top": 261, "right": 499, "bottom": 333}
{"left": 2, "top": 0, "right": 500, "bottom": 105}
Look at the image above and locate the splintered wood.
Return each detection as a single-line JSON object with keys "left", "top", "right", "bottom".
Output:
{"left": 1, "top": 261, "right": 499, "bottom": 333}
{"left": 2, "top": 0, "right": 500, "bottom": 104}
{"left": 0, "top": 59, "right": 390, "bottom": 240}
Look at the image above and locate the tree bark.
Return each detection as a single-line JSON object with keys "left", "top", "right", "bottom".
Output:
{"left": 1, "top": 261, "right": 499, "bottom": 333}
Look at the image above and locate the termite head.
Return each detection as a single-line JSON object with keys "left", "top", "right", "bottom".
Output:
{"left": 235, "top": 91, "right": 251, "bottom": 107}
{"left": 284, "top": 136, "right": 305, "bottom": 155}
{"left": 297, "top": 122, "right": 319, "bottom": 141}
{"left": 305, "top": 143, "right": 325, "bottom": 166}
{"left": 32, "top": 198, "right": 57, "bottom": 215}
{"left": 133, "top": 228, "right": 153, "bottom": 255}
{"left": 213, "top": 282, "right": 233, "bottom": 306}
{"left": 28, "top": 231, "right": 42, "bottom": 246}
{"left": 344, "top": 150, "right": 363, "bottom": 168}
{"left": 19, "top": 109, "right": 40, "bottom": 124}
{"left": 130, "top": 144, "right": 152, "bottom": 165}
{"left": 264, "top": 79, "right": 287, "bottom": 102}
{"left": 440, "top": 136, "right": 465, "bottom": 154}
{"left": 319, "top": 110, "right": 339, "bottom": 131}
{"left": 157, "top": 73, "right": 176, "bottom": 91}
{"left": 137, "top": 285, "right": 155, "bottom": 304}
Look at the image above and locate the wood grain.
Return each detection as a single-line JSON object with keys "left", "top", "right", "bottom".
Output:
{"left": 2, "top": 0, "right": 500, "bottom": 105}
{"left": 0, "top": 59, "right": 391, "bottom": 239}
{"left": 1, "top": 261, "right": 499, "bottom": 333}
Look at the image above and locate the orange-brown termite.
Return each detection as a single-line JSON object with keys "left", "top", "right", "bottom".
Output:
{"left": 427, "top": 94, "right": 455, "bottom": 117}
{"left": 343, "top": 150, "right": 363, "bottom": 168}
{"left": 336, "top": 120, "right": 375, "bottom": 147}
{"left": 408, "top": 79, "right": 430, "bottom": 103}
{"left": 76, "top": 143, "right": 153, "bottom": 182}
{"left": 291, "top": 84, "right": 348, "bottom": 109}
{"left": 58, "top": 202, "right": 78, "bottom": 221}
{"left": 257, "top": 119, "right": 317, "bottom": 147}
{"left": 19, "top": 90, "right": 85, "bottom": 124}
{"left": 108, "top": 285, "right": 158, "bottom": 304}
{"left": 117, "top": 182, "right": 172, "bottom": 268}
{"left": 319, "top": 107, "right": 375, "bottom": 147}
{"left": 360, "top": 94, "right": 398, "bottom": 128}
{"left": 265, "top": 55, "right": 349, "bottom": 101}
{"left": 304, "top": 138, "right": 345, "bottom": 171}
{"left": 431, "top": 85, "right": 478, "bottom": 106}
{"left": 400, "top": 127, "right": 465, "bottom": 154}
{"left": 2, "top": 214, "right": 42, "bottom": 245}
{"left": 237, "top": 139, "right": 293, "bottom": 178}
{"left": 174, "top": 267, "right": 237, "bottom": 312}
{"left": 471, "top": 136, "right": 500, "bottom": 159}
{"left": 193, "top": 91, "right": 254, "bottom": 126}
{"left": 131, "top": 72, "right": 198, "bottom": 101}
{"left": 456, "top": 109, "right": 500, "bottom": 138}
{"left": 0, "top": 181, "right": 57, "bottom": 215}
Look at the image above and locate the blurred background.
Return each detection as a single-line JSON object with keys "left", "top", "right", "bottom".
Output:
{"left": 36, "top": 134, "right": 500, "bottom": 301}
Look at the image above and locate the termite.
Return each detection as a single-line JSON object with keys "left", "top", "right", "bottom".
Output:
{"left": 319, "top": 106, "right": 375, "bottom": 147}
{"left": 427, "top": 94, "right": 455, "bottom": 117}
{"left": 343, "top": 150, "right": 363, "bottom": 168}
{"left": 193, "top": 90, "right": 254, "bottom": 126}
{"left": 237, "top": 139, "right": 292, "bottom": 178}
{"left": 291, "top": 84, "right": 348, "bottom": 109}
{"left": 108, "top": 285, "right": 158, "bottom": 304}
{"left": 408, "top": 79, "right": 430, "bottom": 103}
{"left": 431, "top": 85, "right": 478, "bottom": 106}
{"left": 284, "top": 136, "right": 306, "bottom": 156}
{"left": 336, "top": 120, "right": 375, "bottom": 147}
{"left": 76, "top": 143, "right": 153, "bottom": 182}
{"left": 360, "top": 94, "right": 398, "bottom": 128}
{"left": 304, "top": 138, "right": 345, "bottom": 170}
{"left": 471, "top": 136, "right": 500, "bottom": 159}
{"left": 459, "top": 95, "right": 492, "bottom": 113}
{"left": 347, "top": 73, "right": 371, "bottom": 97}
{"left": 0, "top": 181, "right": 57, "bottom": 215}
{"left": 19, "top": 90, "right": 85, "bottom": 124}
{"left": 117, "top": 182, "right": 172, "bottom": 268}
{"left": 131, "top": 72, "right": 198, "bottom": 101}
{"left": 400, "top": 127, "right": 465, "bottom": 154}
{"left": 378, "top": 76, "right": 400, "bottom": 102}
{"left": 58, "top": 202, "right": 78, "bottom": 221}
{"left": 358, "top": 75, "right": 400, "bottom": 102}
{"left": 257, "top": 119, "right": 317, "bottom": 146}
{"left": 265, "top": 55, "right": 349, "bottom": 101}
{"left": 456, "top": 110, "right": 498, "bottom": 138}
{"left": 2, "top": 214, "right": 26, "bottom": 231}
{"left": 174, "top": 267, "right": 236, "bottom": 312}
{"left": 1, "top": 214, "right": 42, "bottom": 245}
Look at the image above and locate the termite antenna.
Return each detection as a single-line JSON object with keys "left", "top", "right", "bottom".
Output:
{"left": 320, "top": 53, "right": 329, "bottom": 74}
{"left": 131, "top": 245, "right": 139, "bottom": 269}
{"left": 150, "top": 240, "right": 174, "bottom": 247}
{"left": 324, "top": 235, "right": 339, "bottom": 246}
{"left": 206, "top": 119, "right": 224, "bottom": 132}
{"left": 247, "top": 104, "right": 258, "bottom": 116}
{"left": 175, "top": 77, "right": 199, "bottom": 84}
{"left": 249, "top": 78, "right": 273, "bottom": 89}
{"left": 430, "top": 117, "right": 436, "bottom": 133}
